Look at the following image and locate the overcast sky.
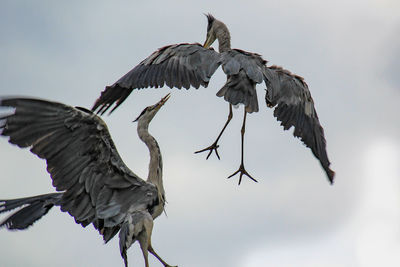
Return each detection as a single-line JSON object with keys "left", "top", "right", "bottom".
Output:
{"left": 1, "top": 1, "right": 399, "bottom": 266}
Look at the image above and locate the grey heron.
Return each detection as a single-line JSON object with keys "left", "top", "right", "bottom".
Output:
{"left": 92, "top": 14, "right": 335, "bottom": 184}
{"left": 0, "top": 94, "right": 176, "bottom": 267}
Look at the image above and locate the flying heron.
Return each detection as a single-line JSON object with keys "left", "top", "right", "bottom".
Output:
{"left": 0, "top": 94, "right": 176, "bottom": 267}
{"left": 92, "top": 14, "right": 335, "bottom": 184}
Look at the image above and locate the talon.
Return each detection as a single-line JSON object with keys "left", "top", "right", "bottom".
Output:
{"left": 194, "top": 142, "right": 221, "bottom": 160}
{"left": 227, "top": 164, "right": 258, "bottom": 185}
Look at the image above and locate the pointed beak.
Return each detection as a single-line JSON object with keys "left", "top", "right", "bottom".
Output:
{"left": 203, "top": 35, "right": 213, "bottom": 48}
{"left": 133, "top": 94, "right": 170, "bottom": 123}
{"left": 156, "top": 93, "right": 171, "bottom": 109}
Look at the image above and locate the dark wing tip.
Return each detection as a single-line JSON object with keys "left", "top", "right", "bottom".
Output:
{"left": 91, "top": 85, "right": 133, "bottom": 115}
{"left": 326, "top": 168, "right": 335, "bottom": 184}
{"left": 264, "top": 66, "right": 335, "bottom": 184}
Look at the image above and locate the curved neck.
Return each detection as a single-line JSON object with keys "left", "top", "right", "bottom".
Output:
{"left": 137, "top": 122, "right": 165, "bottom": 198}
{"left": 216, "top": 25, "right": 231, "bottom": 52}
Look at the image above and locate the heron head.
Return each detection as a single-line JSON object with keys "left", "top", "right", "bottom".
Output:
{"left": 203, "top": 13, "right": 217, "bottom": 48}
{"left": 203, "top": 14, "right": 230, "bottom": 51}
{"left": 133, "top": 93, "right": 170, "bottom": 123}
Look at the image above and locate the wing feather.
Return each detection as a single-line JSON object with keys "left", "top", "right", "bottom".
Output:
{"left": 92, "top": 43, "right": 221, "bottom": 114}
{"left": 175, "top": 58, "right": 183, "bottom": 89}
{"left": 180, "top": 57, "right": 191, "bottom": 89}
{"left": 149, "top": 64, "right": 160, "bottom": 88}
{"left": 163, "top": 57, "right": 173, "bottom": 88}
{"left": 0, "top": 98, "right": 159, "bottom": 232}
{"left": 263, "top": 66, "right": 335, "bottom": 183}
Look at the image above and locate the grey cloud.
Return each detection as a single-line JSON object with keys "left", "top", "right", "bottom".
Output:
{"left": 1, "top": 1, "right": 399, "bottom": 266}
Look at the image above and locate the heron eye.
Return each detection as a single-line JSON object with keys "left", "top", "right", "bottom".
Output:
{"left": 148, "top": 105, "right": 157, "bottom": 111}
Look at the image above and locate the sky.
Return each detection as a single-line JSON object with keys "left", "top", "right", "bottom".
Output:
{"left": 0, "top": 0, "right": 399, "bottom": 266}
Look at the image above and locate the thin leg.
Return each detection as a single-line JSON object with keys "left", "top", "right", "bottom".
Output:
{"left": 140, "top": 243, "right": 150, "bottom": 267}
{"left": 148, "top": 245, "right": 177, "bottom": 267}
{"left": 228, "top": 109, "right": 258, "bottom": 185}
{"left": 195, "top": 104, "right": 233, "bottom": 160}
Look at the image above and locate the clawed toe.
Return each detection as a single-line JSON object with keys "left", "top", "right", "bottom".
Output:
{"left": 228, "top": 164, "right": 258, "bottom": 185}
{"left": 194, "top": 142, "right": 221, "bottom": 160}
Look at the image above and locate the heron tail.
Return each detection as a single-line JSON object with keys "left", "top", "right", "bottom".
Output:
{"left": 0, "top": 192, "right": 62, "bottom": 230}
{"left": 216, "top": 71, "right": 259, "bottom": 113}
{"left": 118, "top": 211, "right": 154, "bottom": 267}
{"left": 119, "top": 220, "right": 131, "bottom": 267}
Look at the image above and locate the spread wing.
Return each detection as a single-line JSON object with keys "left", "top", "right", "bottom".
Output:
{"left": 92, "top": 43, "right": 221, "bottom": 114}
{"left": 0, "top": 98, "right": 159, "bottom": 239}
{"left": 217, "top": 49, "right": 266, "bottom": 113}
{"left": 263, "top": 66, "right": 335, "bottom": 183}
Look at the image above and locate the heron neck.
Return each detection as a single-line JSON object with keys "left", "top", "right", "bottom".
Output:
{"left": 216, "top": 27, "right": 231, "bottom": 53}
{"left": 137, "top": 123, "right": 165, "bottom": 198}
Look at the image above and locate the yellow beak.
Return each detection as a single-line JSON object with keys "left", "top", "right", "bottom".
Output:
{"left": 203, "top": 36, "right": 213, "bottom": 48}
{"left": 156, "top": 93, "right": 171, "bottom": 109}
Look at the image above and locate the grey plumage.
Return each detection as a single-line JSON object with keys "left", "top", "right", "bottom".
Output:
{"left": 263, "top": 66, "right": 335, "bottom": 181}
{"left": 217, "top": 49, "right": 266, "bottom": 113}
{"left": 0, "top": 95, "right": 175, "bottom": 267}
{"left": 93, "top": 44, "right": 221, "bottom": 115}
{"left": 0, "top": 193, "right": 62, "bottom": 230}
{"left": 91, "top": 14, "right": 334, "bottom": 183}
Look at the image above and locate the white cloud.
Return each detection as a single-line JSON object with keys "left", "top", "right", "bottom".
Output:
{"left": 355, "top": 139, "right": 400, "bottom": 267}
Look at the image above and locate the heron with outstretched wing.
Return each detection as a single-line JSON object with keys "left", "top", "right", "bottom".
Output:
{"left": 0, "top": 94, "right": 176, "bottom": 267}
{"left": 92, "top": 14, "right": 335, "bottom": 184}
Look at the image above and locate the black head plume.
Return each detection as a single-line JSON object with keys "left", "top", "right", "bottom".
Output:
{"left": 133, "top": 107, "right": 148, "bottom": 122}
{"left": 205, "top": 13, "right": 216, "bottom": 32}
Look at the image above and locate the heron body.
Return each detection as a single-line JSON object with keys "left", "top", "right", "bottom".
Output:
{"left": 0, "top": 94, "right": 176, "bottom": 267}
{"left": 92, "top": 14, "right": 334, "bottom": 184}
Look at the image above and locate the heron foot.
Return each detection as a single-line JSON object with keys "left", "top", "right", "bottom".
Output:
{"left": 194, "top": 142, "right": 221, "bottom": 160}
{"left": 227, "top": 163, "right": 258, "bottom": 185}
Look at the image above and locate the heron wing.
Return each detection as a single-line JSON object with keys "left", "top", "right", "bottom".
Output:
{"left": 217, "top": 49, "right": 266, "bottom": 113}
{"left": 263, "top": 66, "right": 335, "bottom": 183}
{"left": 92, "top": 43, "right": 221, "bottom": 114}
{"left": 0, "top": 98, "right": 159, "bottom": 233}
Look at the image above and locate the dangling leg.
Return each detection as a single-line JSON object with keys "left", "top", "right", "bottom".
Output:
{"left": 148, "top": 244, "right": 177, "bottom": 267}
{"left": 139, "top": 241, "right": 150, "bottom": 267}
{"left": 228, "top": 109, "right": 257, "bottom": 185}
{"left": 136, "top": 233, "right": 151, "bottom": 267}
{"left": 195, "top": 104, "right": 233, "bottom": 160}
{"left": 143, "top": 251, "right": 150, "bottom": 267}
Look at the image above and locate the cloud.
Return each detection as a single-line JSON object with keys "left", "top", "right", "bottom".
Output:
{"left": 1, "top": 1, "right": 399, "bottom": 266}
